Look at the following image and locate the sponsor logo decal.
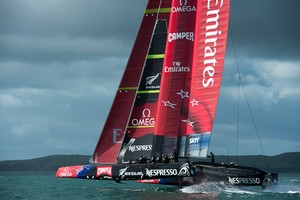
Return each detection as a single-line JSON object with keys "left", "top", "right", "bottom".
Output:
{"left": 189, "top": 135, "right": 202, "bottom": 151}
{"left": 146, "top": 73, "right": 160, "bottom": 89}
{"left": 176, "top": 89, "right": 189, "bottom": 99}
{"left": 112, "top": 128, "right": 124, "bottom": 144}
{"left": 172, "top": 0, "right": 196, "bottom": 13}
{"left": 97, "top": 166, "right": 112, "bottom": 178}
{"left": 164, "top": 61, "right": 190, "bottom": 73}
{"left": 119, "top": 167, "right": 144, "bottom": 179}
{"left": 145, "top": 168, "right": 178, "bottom": 177}
{"left": 131, "top": 108, "right": 155, "bottom": 127}
{"left": 228, "top": 177, "right": 261, "bottom": 185}
{"left": 178, "top": 163, "right": 191, "bottom": 176}
{"left": 182, "top": 119, "right": 195, "bottom": 128}
{"left": 128, "top": 144, "right": 152, "bottom": 152}
{"left": 162, "top": 100, "right": 176, "bottom": 109}
{"left": 138, "top": 179, "right": 159, "bottom": 183}
{"left": 168, "top": 32, "right": 194, "bottom": 42}
{"left": 189, "top": 136, "right": 201, "bottom": 144}
{"left": 119, "top": 166, "right": 129, "bottom": 179}
{"left": 76, "top": 166, "right": 84, "bottom": 176}
{"left": 190, "top": 99, "right": 199, "bottom": 107}
{"left": 202, "top": 0, "right": 225, "bottom": 88}
{"left": 58, "top": 167, "right": 73, "bottom": 177}
{"left": 118, "top": 139, "right": 135, "bottom": 160}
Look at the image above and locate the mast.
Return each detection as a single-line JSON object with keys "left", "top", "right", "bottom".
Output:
{"left": 91, "top": 0, "right": 171, "bottom": 164}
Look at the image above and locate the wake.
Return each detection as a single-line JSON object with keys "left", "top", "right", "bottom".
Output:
{"left": 180, "top": 181, "right": 259, "bottom": 195}
{"left": 180, "top": 181, "right": 300, "bottom": 195}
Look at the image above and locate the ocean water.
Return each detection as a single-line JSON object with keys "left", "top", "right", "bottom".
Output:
{"left": 0, "top": 172, "right": 299, "bottom": 200}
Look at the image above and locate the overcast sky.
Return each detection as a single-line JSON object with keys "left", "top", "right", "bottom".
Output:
{"left": 1, "top": 0, "right": 299, "bottom": 161}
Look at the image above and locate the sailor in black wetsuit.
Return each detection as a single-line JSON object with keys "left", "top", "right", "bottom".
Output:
{"left": 208, "top": 152, "right": 215, "bottom": 163}
{"left": 172, "top": 149, "right": 179, "bottom": 163}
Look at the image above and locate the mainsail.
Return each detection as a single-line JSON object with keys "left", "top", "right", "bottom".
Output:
{"left": 92, "top": 0, "right": 229, "bottom": 163}
{"left": 91, "top": 0, "right": 172, "bottom": 163}
{"left": 118, "top": 19, "right": 169, "bottom": 163}
{"left": 116, "top": 0, "right": 230, "bottom": 162}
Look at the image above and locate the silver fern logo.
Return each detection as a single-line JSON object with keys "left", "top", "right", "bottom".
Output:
{"left": 119, "top": 166, "right": 129, "bottom": 179}
{"left": 146, "top": 73, "right": 160, "bottom": 86}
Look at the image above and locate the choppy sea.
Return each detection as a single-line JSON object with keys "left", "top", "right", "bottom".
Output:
{"left": 0, "top": 172, "right": 299, "bottom": 200}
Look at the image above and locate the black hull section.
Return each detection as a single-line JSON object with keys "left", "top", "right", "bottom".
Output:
{"left": 95, "top": 162, "right": 191, "bottom": 180}
{"left": 56, "top": 161, "right": 278, "bottom": 188}
{"left": 192, "top": 161, "right": 278, "bottom": 188}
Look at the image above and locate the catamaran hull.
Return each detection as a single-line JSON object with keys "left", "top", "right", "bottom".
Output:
{"left": 56, "top": 161, "right": 278, "bottom": 188}
{"left": 193, "top": 162, "right": 278, "bottom": 188}
{"left": 56, "top": 162, "right": 191, "bottom": 180}
{"left": 138, "top": 162, "right": 278, "bottom": 188}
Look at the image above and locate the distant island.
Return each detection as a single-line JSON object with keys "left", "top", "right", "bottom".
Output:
{"left": 0, "top": 152, "right": 299, "bottom": 173}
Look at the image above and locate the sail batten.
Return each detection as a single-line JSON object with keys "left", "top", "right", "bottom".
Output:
{"left": 137, "top": 90, "right": 160, "bottom": 94}
{"left": 146, "top": 54, "right": 165, "bottom": 59}
{"left": 144, "top": 8, "right": 171, "bottom": 14}
{"left": 118, "top": 87, "right": 138, "bottom": 91}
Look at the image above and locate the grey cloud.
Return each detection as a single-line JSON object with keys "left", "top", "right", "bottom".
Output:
{"left": 229, "top": 0, "right": 300, "bottom": 60}
{"left": 0, "top": 0, "right": 146, "bottom": 39}
{"left": 0, "top": 0, "right": 299, "bottom": 160}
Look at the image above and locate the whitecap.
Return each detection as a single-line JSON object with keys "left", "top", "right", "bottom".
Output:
{"left": 287, "top": 190, "right": 300, "bottom": 194}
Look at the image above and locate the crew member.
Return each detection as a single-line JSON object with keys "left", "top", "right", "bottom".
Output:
{"left": 172, "top": 149, "right": 179, "bottom": 163}
{"left": 164, "top": 154, "right": 170, "bottom": 164}
{"left": 208, "top": 152, "right": 215, "bottom": 163}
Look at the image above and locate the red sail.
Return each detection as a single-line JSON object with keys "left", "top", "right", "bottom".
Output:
{"left": 91, "top": 0, "right": 172, "bottom": 163}
{"left": 154, "top": 0, "right": 230, "bottom": 158}
{"left": 153, "top": 0, "right": 198, "bottom": 155}
{"left": 187, "top": 0, "right": 230, "bottom": 157}
{"left": 118, "top": 19, "right": 170, "bottom": 163}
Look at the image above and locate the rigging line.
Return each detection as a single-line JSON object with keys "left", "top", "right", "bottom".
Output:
{"left": 240, "top": 80, "right": 269, "bottom": 169}
{"left": 236, "top": 72, "right": 240, "bottom": 163}
{"left": 156, "top": 0, "right": 163, "bottom": 20}
{"left": 229, "top": 23, "right": 269, "bottom": 169}
{"left": 229, "top": 22, "right": 240, "bottom": 163}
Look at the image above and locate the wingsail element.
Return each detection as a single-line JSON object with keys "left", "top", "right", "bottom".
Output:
{"left": 153, "top": 0, "right": 199, "bottom": 158}
{"left": 153, "top": 0, "right": 229, "bottom": 159}
{"left": 118, "top": 19, "right": 169, "bottom": 163}
{"left": 91, "top": 0, "right": 172, "bottom": 164}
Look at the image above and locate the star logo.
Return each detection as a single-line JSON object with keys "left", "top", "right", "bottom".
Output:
{"left": 182, "top": 119, "right": 194, "bottom": 128}
{"left": 190, "top": 99, "right": 199, "bottom": 107}
{"left": 162, "top": 100, "right": 176, "bottom": 109}
{"left": 176, "top": 89, "right": 189, "bottom": 99}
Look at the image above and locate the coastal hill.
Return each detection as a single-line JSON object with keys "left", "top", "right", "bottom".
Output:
{"left": 0, "top": 152, "right": 299, "bottom": 173}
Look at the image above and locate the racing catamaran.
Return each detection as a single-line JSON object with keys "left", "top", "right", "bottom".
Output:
{"left": 56, "top": 0, "right": 278, "bottom": 188}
